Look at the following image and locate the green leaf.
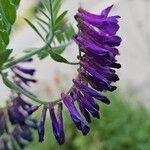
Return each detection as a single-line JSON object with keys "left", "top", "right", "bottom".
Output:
{"left": 53, "top": 0, "right": 62, "bottom": 19}
{"left": 1, "top": 0, "right": 16, "bottom": 24}
{"left": 11, "top": 0, "right": 20, "bottom": 6}
{"left": 49, "top": 51, "right": 78, "bottom": 65}
{"left": 0, "top": 36, "right": 6, "bottom": 50}
{"left": 37, "top": 8, "right": 50, "bottom": 20}
{"left": 38, "top": 45, "right": 67, "bottom": 60}
{"left": 0, "top": 0, "right": 20, "bottom": 49}
{"left": 55, "top": 10, "right": 68, "bottom": 26}
{"left": 0, "top": 29, "right": 9, "bottom": 45}
{"left": 55, "top": 26, "right": 75, "bottom": 44}
{"left": 38, "top": 50, "right": 49, "bottom": 59}
{"left": 53, "top": 45, "right": 67, "bottom": 54}
{"left": 37, "top": 22, "right": 48, "bottom": 34}
{"left": 41, "top": 0, "right": 50, "bottom": 12}
{"left": 0, "top": 49, "right": 12, "bottom": 67}
{"left": 49, "top": 51, "right": 69, "bottom": 63}
{"left": 35, "top": 16, "right": 49, "bottom": 27}
{"left": 24, "top": 18, "right": 45, "bottom": 41}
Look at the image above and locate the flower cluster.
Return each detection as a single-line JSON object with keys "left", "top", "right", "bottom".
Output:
{"left": 61, "top": 5, "right": 121, "bottom": 136}
{"left": 37, "top": 5, "right": 121, "bottom": 145}
{"left": 0, "top": 58, "right": 39, "bottom": 149}
{"left": 37, "top": 103, "right": 65, "bottom": 145}
{"left": 0, "top": 5, "right": 122, "bottom": 147}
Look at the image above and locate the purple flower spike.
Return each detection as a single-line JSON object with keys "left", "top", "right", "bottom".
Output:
{"left": 15, "top": 73, "right": 37, "bottom": 86}
{"left": 49, "top": 103, "right": 65, "bottom": 145}
{"left": 71, "top": 89, "right": 92, "bottom": 123}
{"left": 27, "top": 105, "right": 39, "bottom": 115}
{"left": 74, "top": 89, "right": 100, "bottom": 119}
{"left": 60, "top": 5, "right": 122, "bottom": 139}
{"left": 38, "top": 106, "right": 47, "bottom": 143}
{"left": 14, "top": 66, "right": 35, "bottom": 76}
{"left": 8, "top": 103, "right": 28, "bottom": 125}
{"left": 78, "top": 102, "right": 92, "bottom": 123}
{"left": 73, "top": 79, "right": 110, "bottom": 104}
{"left": 76, "top": 5, "right": 120, "bottom": 35}
{"left": 18, "top": 126, "right": 33, "bottom": 142}
{"left": 61, "top": 93, "right": 90, "bottom": 135}
{"left": 101, "top": 5, "right": 114, "bottom": 16}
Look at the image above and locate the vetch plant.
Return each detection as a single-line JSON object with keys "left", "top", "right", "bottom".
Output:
{"left": 0, "top": 0, "right": 121, "bottom": 149}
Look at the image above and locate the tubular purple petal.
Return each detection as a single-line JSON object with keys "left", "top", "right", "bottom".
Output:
{"left": 61, "top": 93, "right": 90, "bottom": 135}
{"left": 49, "top": 103, "right": 65, "bottom": 145}
{"left": 14, "top": 66, "right": 35, "bottom": 76}
{"left": 38, "top": 106, "right": 47, "bottom": 143}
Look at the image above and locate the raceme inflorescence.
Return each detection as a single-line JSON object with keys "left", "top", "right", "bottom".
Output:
{"left": 0, "top": 1, "right": 121, "bottom": 149}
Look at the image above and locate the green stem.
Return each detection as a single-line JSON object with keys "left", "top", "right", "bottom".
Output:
{"left": 2, "top": 47, "right": 43, "bottom": 70}
{"left": 51, "top": 86, "right": 73, "bottom": 104}
{"left": 0, "top": 0, "right": 77, "bottom": 106}
{"left": 1, "top": 71, "right": 73, "bottom": 105}
{"left": 1, "top": 72, "right": 49, "bottom": 105}
{"left": 49, "top": 0, "right": 54, "bottom": 35}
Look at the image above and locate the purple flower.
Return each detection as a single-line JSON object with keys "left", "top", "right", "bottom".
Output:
{"left": 8, "top": 102, "right": 28, "bottom": 125}
{"left": 61, "top": 5, "right": 121, "bottom": 138}
{"left": 73, "top": 79, "right": 110, "bottom": 104}
{"left": 14, "top": 65, "right": 35, "bottom": 76}
{"left": 12, "top": 129, "right": 26, "bottom": 149}
{"left": 61, "top": 93, "right": 90, "bottom": 135}
{"left": 12, "top": 63, "right": 37, "bottom": 87}
{"left": 70, "top": 90, "right": 92, "bottom": 123}
{"left": 14, "top": 73, "right": 37, "bottom": 86}
{"left": 72, "top": 88, "right": 100, "bottom": 119}
{"left": 27, "top": 105, "right": 39, "bottom": 115}
{"left": 75, "top": 5, "right": 120, "bottom": 35}
{"left": 0, "top": 58, "right": 38, "bottom": 149}
{"left": 73, "top": 5, "right": 121, "bottom": 103}
{"left": 49, "top": 103, "right": 65, "bottom": 145}
{"left": 14, "top": 125, "right": 33, "bottom": 142}
{"left": 38, "top": 106, "right": 47, "bottom": 142}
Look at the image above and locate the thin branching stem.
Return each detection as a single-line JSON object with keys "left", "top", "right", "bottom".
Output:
{"left": 1, "top": 0, "right": 79, "bottom": 106}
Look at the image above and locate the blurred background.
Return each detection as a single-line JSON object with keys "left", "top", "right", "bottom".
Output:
{"left": 1, "top": 0, "right": 150, "bottom": 149}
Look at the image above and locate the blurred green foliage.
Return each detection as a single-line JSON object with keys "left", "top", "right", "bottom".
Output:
{"left": 27, "top": 93, "right": 150, "bottom": 150}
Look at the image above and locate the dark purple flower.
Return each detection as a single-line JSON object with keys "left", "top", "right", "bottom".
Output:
{"left": 72, "top": 5, "right": 121, "bottom": 103}
{"left": 73, "top": 79, "right": 110, "bottom": 104}
{"left": 27, "top": 105, "right": 39, "bottom": 115}
{"left": 0, "top": 57, "right": 38, "bottom": 150}
{"left": 61, "top": 93, "right": 90, "bottom": 135}
{"left": 70, "top": 90, "right": 92, "bottom": 123}
{"left": 49, "top": 103, "right": 65, "bottom": 145}
{"left": 19, "top": 126, "right": 33, "bottom": 142}
{"left": 13, "top": 65, "right": 35, "bottom": 76}
{"left": 61, "top": 5, "right": 121, "bottom": 138}
{"left": 14, "top": 73, "right": 37, "bottom": 86}
{"left": 12, "top": 62, "right": 37, "bottom": 87}
{"left": 72, "top": 88, "right": 100, "bottom": 119}
{"left": 12, "top": 130, "right": 26, "bottom": 149}
{"left": 38, "top": 106, "right": 47, "bottom": 142}
{"left": 8, "top": 102, "right": 28, "bottom": 125}
{"left": 75, "top": 5, "right": 120, "bottom": 35}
